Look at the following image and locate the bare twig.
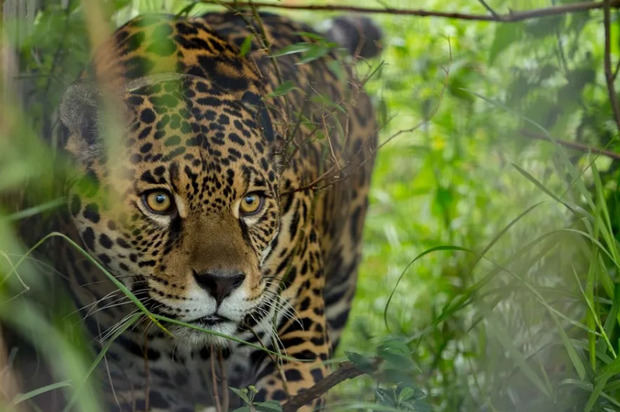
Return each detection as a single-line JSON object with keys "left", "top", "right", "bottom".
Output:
{"left": 603, "top": 0, "right": 620, "bottom": 132}
{"left": 201, "top": 1, "right": 620, "bottom": 22}
{"left": 477, "top": 0, "right": 499, "bottom": 18}
{"left": 520, "top": 129, "right": 620, "bottom": 160}
{"left": 217, "top": 349, "right": 229, "bottom": 412}
{"left": 281, "top": 361, "right": 369, "bottom": 412}
{"left": 210, "top": 345, "right": 223, "bottom": 412}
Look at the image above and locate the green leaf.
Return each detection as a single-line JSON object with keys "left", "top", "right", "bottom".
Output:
{"left": 239, "top": 35, "right": 253, "bottom": 57}
{"left": 229, "top": 387, "right": 250, "bottom": 404}
{"left": 255, "top": 400, "right": 283, "bottom": 412}
{"left": 298, "top": 44, "right": 333, "bottom": 64}
{"left": 345, "top": 351, "right": 375, "bottom": 374}
{"left": 489, "top": 23, "right": 523, "bottom": 64}
{"left": 375, "top": 387, "right": 396, "bottom": 406}
{"left": 585, "top": 357, "right": 620, "bottom": 412}
{"left": 377, "top": 336, "right": 416, "bottom": 373}
{"left": 524, "top": 15, "right": 564, "bottom": 38}
{"left": 13, "top": 381, "right": 72, "bottom": 404}
{"left": 271, "top": 42, "right": 312, "bottom": 58}
{"left": 294, "top": 31, "right": 326, "bottom": 41}
{"left": 267, "top": 80, "right": 298, "bottom": 98}
{"left": 310, "top": 93, "right": 346, "bottom": 113}
{"left": 398, "top": 386, "right": 416, "bottom": 403}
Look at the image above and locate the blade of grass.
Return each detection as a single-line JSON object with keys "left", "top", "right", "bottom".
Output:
{"left": 62, "top": 312, "right": 140, "bottom": 412}
{"left": 435, "top": 202, "right": 543, "bottom": 324}
{"left": 0, "top": 250, "right": 30, "bottom": 294}
{"left": 487, "top": 314, "right": 552, "bottom": 398}
{"left": 464, "top": 88, "right": 585, "bottom": 190}
{"left": 0, "top": 300, "right": 102, "bottom": 412}
{"left": 1, "top": 197, "right": 65, "bottom": 222}
{"left": 12, "top": 381, "right": 72, "bottom": 405}
{"left": 560, "top": 228, "right": 620, "bottom": 273}
{"left": 512, "top": 164, "right": 577, "bottom": 215}
{"left": 1, "top": 232, "right": 301, "bottom": 360}
{"left": 473, "top": 257, "right": 588, "bottom": 380}
{"left": 0, "top": 231, "right": 171, "bottom": 335}
{"left": 560, "top": 379, "right": 620, "bottom": 408}
{"left": 383, "top": 245, "right": 471, "bottom": 331}
{"left": 153, "top": 315, "right": 304, "bottom": 362}
{"left": 585, "top": 357, "right": 620, "bottom": 412}
{"left": 571, "top": 266, "right": 617, "bottom": 359}
{"left": 603, "top": 283, "right": 619, "bottom": 341}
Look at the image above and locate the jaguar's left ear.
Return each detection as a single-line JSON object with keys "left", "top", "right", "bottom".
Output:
{"left": 58, "top": 82, "right": 101, "bottom": 163}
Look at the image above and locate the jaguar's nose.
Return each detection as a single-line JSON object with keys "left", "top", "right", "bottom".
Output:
{"left": 193, "top": 270, "right": 246, "bottom": 305}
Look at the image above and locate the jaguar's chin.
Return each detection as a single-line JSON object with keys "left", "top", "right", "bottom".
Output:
{"left": 172, "top": 318, "right": 240, "bottom": 347}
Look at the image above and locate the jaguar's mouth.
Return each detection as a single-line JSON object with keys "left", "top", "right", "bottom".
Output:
{"left": 191, "top": 314, "right": 232, "bottom": 327}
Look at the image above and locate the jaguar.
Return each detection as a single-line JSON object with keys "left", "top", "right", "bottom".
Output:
{"left": 52, "top": 9, "right": 380, "bottom": 411}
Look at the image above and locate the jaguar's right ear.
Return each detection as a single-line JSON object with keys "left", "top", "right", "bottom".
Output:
{"left": 58, "top": 82, "right": 101, "bottom": 162}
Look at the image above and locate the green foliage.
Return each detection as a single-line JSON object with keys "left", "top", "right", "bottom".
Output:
{"left": 270, "top": 37, "right": 338, "bottom": 65}
{"left": 334, "top": 0, "right": 620, "bottom": 411}
{"left": 230, "top": 387, "right": 283, "bottom": 412}
{"left": 345, "top": 335, "right": 431, "bottom": 411}
{"left": 1, "top": 0, "right": 620, "bottom": 411}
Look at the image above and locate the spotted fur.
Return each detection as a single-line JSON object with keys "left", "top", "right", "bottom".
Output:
{"left": 56, "top": 11, "right": 378, "bottom": 411}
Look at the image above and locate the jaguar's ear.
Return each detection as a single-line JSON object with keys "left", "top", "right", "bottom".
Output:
{"left": 58, "top": 82, "right": 101, "bottom": 161}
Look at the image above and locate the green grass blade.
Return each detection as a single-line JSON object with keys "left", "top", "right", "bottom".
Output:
{"left": 512, "top": 164, "right": 577, "bottom": 215}
{"left": 13, "top": 381, "right": 72, "bottom": 405}
{"left": 2, "top": 231, "right": 171, "bottom": 335}
{"left": 585, "top": 357, "right": 620, "bottom": 412}
{"left": 153, "top": 315, "right": 302, "bottom": 362}
{"left": 382, "top": 245, "right": 471, "bottom": 330}
{"left": 487, "top": 315, "right": 552, "bottom": 398}
{"left": 62, "top": 313, "right": 140, "bottom": 412}
{"left": 1, "top": 198, "right": 65, "bottom": 222}
{"left": 571, "top": 266, "right": 617, "bottom": 359}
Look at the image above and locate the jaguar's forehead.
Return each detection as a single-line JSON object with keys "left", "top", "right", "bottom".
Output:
{"left": 115, "top": 75, "right": 278, "bottom": 199}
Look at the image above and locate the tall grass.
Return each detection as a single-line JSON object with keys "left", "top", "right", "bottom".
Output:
{"left": 1, "top": 0, "right": 619, "bottom": 411}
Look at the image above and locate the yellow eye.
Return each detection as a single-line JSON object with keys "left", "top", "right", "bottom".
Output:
{"left": 143, "top": 190, "right": 175, "bottom": 214}
{"left": 239, "top": 193, "right": 264, "bottom": 216}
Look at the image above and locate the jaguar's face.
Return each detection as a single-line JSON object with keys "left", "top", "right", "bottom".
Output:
{"left": 60, "top": 75, "right": 281, "bottom": 344}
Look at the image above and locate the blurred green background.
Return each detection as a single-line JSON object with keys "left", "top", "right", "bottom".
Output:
{"left": 1, "top": 0, "right": 620, "bottom": 411}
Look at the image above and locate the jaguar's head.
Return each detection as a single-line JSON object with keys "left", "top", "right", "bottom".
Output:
{"left": 59, "top": 74, "right": 282, "bottom": 344}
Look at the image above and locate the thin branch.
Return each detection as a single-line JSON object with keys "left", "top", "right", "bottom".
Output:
{"left": 281, "top": 361, "right": 368, "bottom": 412}
{"left": 218, "top": 350, "right": 229, "bottom": 412}
{"left": 603, "top": 0, "right": 620, "bottom": 132}
{"left": 210, "top": 345, "right": 223, "bottom": 412}
{"left": 612, "top": 58, "right": 620, "bottom": 80}
{"left": 520, "top": 129, "right": 620, "bottom": 160}
{"left": 477, "top": 0, "right": 499, "bottom": 18}
{"left": 201, "top": 1, "right": 620, "bottom": 22}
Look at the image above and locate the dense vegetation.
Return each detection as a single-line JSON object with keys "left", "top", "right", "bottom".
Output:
{"left": 1, "top": 0, "right": 620, "bottom": 411}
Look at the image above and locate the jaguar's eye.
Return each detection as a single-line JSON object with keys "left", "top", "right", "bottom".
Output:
{"left": 239, "top": 192, "right": 264, "bottom": 217}
{"left": 142, "top": 190, "right": 175, "bottom": 215}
